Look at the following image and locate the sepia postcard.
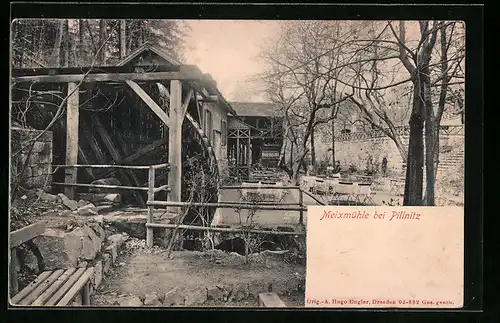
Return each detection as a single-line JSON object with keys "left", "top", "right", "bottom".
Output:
{"left": 9, "top": 18, "right": 466, "bottom": 308}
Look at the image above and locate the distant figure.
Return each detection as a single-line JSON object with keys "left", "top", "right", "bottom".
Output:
{"left": 333, "top": 160, "right": 341, "bottom": 174}
{"left": 381, "top": 157, "right": 388, "bottom": 176}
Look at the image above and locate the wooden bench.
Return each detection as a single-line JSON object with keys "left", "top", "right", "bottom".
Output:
{"left": 258, "top": 292, "right": 287, "bottom": 307}
{"left": 10, "top": 221, "right": 94, "bottom": 306}
{"left": 10, "top": 267, "right": 94, "bottom": 306}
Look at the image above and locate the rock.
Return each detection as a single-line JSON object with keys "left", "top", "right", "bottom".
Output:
{"left": 105, "top": 244, "right": 118, "bottom": 263}
{"left": 77, "top": 200, "right": 88, "bottom": 208}
{"left": 233, "top": 283, "right": 249, "bottom": 301}
{"left": 163, "top": 287, "right": 184, "bottom": 306}
{"left": 102, "top": 253, "right": 112, "bottom": 274}
{"left": 144, "top": 293, "right": 161, "bottom": 306}
{"left": 104, "top": 194, "right": 121, "bottom": 203}
{"left": 184, "top": 288, "right": 207, "bottom": 306}
{"left": 57, "top": 193, "right": 78, "bottom": 211}
{"left": 92, "top": 260, "right": 103, "bottom": 288}
{"left": 206, "top": 286, "right": 224, "bottom": 301}
{"left": 248, "top": 282, "right": 266, "bottom": 298}
{"left": 119, "top": 296, "right": 143, "bottom": 307}
{"left": 77, "top": 261, "right": 88, "bottom": 268}
{"left": 77, "top": 205, "right": 99, "bottom": 216}
{"left": 81, "top": 226, "right": 104, "bottom": 260}
{"left": 38, "top": 191, "right": 58, "bottom": 203}
{"left": 58, "top": 210, "right": 73, "bottom": 217}
{"left": 90, "top": 178, "right": 121, "bottom": 193}
{"left": 33, "top": 225, "right": 104, "bottom": 270}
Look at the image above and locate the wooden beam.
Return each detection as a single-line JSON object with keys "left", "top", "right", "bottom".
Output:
{"left": 93, "top": 137, "right": 168, "bottom": 180}
{"left": 168, "top": 80, "right": 182, "bottom": 214}
{"left": 10, "top": 222, "right": 46, "bottom": 248}
{"left": 180, "top": 89, "right": 194, "bottom": 121}
{"left": 89, "top": 114, "right": 145, "bottom": 206}
{"left": 196, "top": 94, "right": 219, "bottom": 103}
{"left": 12, "top": 71, "right": 204, "bottom": 84}
{"left": 77, "top": 146, "right": 96, "bottom": 180}
{"left": 126, "top": 80, "right": 171, "bottom": 128}
{"left": 121, "top": 137, "right": 168, "bottom": 165}
{"left": 65, "top": 82, "right": 79, "bottom": 199}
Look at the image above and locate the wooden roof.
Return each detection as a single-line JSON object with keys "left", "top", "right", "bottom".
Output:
{"left": 229, "top": 102, "right": 282, "bottom": 117}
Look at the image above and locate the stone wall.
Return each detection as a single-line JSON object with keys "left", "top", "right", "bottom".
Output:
{"left": 11, "top": 127, "right": 53, "bottom": 190}
{"left": 318, "top": 133, "right": 465, "bottom": 177}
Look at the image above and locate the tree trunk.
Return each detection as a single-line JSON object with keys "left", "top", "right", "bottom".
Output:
{"left": 79, "top": 20, "right": 85, "bottom": 65}
{"left": 98, "top": 19, "right": 107, "bottom": 65}
{"left": 120, "top": 19, "right": 127, "bottom": 59}
{"left": 310, "top": 127, "right": 316, "bottom": 171}
{"left": 52, "top": 20, "right": 64, "bottom": 66}
{"left": 331, "top": 116, "right": 336, "bottom": 166}
{"left": 403, "top": 84, "right": 425, "bottom": 206}
{"left": 62, "top": 20, "right": 69, "bottom": 67}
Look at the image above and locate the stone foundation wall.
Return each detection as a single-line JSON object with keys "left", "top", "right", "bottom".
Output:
{"left": 11, "top": 127, "right": 53, "bottom": 190}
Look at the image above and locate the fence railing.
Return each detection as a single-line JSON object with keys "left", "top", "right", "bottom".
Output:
{"left": 145, "top": 184, "right": 310, "bottom": 248}
{"left": 51, "top": 163, "right": 170, "bottom": 193}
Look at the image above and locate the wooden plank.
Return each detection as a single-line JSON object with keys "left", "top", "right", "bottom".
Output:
{"left": 77, "top": 146, "right": 96, "bottom": 180}
{"left": 19, "top": 269, "right": 65, "bottom": 305}
{"left": 44, "top": 268, "right": 86, "bottom": 306}
{"left": 121, "top": 137, "right": 168, "bottom": 165}
{"left": 32, "top": 268, "right": 76, "bottom": 306}
{"left": 179, "top": 89, "right": 194, "bottom": 121}
{"left": 52, "top": 182, "right": 149, "bottom": 191}
{"left": 10, "top": 222, "right": 46, "bottom": 248}
{"left": 12, "top": 71, "right": 204, "bottom": 84}
{"left": 10, "top": 248, "right": 19, "bottom": 296}
{"left": 258, "top": 292, "right": 287, "bottom": 307}
{"left": 168, "top": 80, "right": 182, "bottom": 214}
{"left": 65, "top": 82, "right": 79, "bottom": 199}
{"left": 11, "top": 271, "right": 52, "bottom": 304}
{"left": 56, "top": 267, "right": 94, "bottom": 306}
{"left": 89, "top": 114, "right": 146, "bottom": 206}
{"left": 126, "top": 80, "right": 171, "bottom": 128}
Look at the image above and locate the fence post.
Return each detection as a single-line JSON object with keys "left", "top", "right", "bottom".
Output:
{"left": 299, "top": 188, "right": 304, "bottom": 225}
{"left": 146, "top": 166, "right": 155, "bottom": 248}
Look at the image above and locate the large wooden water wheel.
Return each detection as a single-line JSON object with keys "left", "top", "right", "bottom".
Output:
{"left": 181, "top": 112, "right": 220, "bottom": 235}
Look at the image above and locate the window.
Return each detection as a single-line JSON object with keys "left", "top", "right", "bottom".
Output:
{"left": 221, "top": 120, "right": 227, "bottom": 146}
{"left": 205, "top": 110, "right": 213, "bottom": 141}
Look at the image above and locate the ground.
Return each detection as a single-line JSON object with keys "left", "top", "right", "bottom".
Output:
{"left": 91, "top": 238, "right": 306, "bottom": 307}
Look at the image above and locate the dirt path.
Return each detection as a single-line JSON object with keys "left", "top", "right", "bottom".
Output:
{"left": 92, "top": 239, "right": 305, "bottom": 307}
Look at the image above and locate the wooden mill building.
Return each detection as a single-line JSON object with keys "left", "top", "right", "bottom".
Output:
{"left": 226, "top": 102, "right": 284, "bottom": 182}
{"left": 11, "top": 44, "right": 286, "bottom": 224}
{"left": 11, "top": 43, "right": 237, "bottom": 224}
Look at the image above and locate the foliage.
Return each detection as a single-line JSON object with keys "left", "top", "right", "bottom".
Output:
{"left": 11, "top": 19, "right": 189, "bottom": 68}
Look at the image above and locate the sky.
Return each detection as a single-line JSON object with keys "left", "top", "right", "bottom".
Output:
{"left": 183, "top": 20, "right": 280, "bottom": 103}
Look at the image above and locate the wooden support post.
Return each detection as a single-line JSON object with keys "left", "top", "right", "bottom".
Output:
{"left": 247, "top": 136, "right": 251, "bottom": 175}
{"left": 10, "top": 248, "right": 18, "bottom": 297}
{"left": 65, "top": 82, "right": 79, "bottom": 199}
{"left": 299, "top": 189, "right": 304, "bottom": 225}
{"left": 236, "top": 132, "right": 240, "bottom": 181}
{"left": 147, "top": 166, "right": 155, "bottom": 248}
{"left": 168, "top": 80, "right": 182, "bottom": 214}
{"left": 82, "top": 281, "right": 90, "bottom": 305}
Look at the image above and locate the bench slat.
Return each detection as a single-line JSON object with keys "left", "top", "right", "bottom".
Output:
{"left": 20, "top": 269, "right": 65, "bottom": 305}
{"left": 10, "top": 271, "right": 52, "bottom": 304}
{"left": 32, "top": 268, "right": 77, "bottom": 306}
{"left": 10, "top": 222, "right": 46, "bottom": 248}
{"left": 56, "top": 267, "right": 94, "bottom": 306}
{"left": 45, "top": 268, "right": 86, "bottom": 306}
{"left": 258, "top": 292, "right": 287, "bottom": 307}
